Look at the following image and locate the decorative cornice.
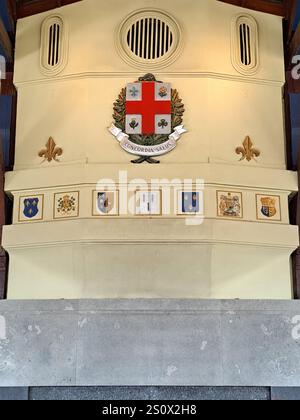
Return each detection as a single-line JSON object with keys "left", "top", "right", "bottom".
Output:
{"left": 2, "top": 219, "right": 298, "bottom": 250}
{"left": 13, "top": 71, "right": 285, "bottom": 89}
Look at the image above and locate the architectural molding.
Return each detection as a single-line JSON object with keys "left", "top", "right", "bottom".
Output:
{"left": 5, "top": 163, "right": 298, "bottom": 192}
{"left": 13, "top": 71, "right": 285, "bottom": 90}
{"left": 2, "top": 218, "right": 298, "bottom": 250}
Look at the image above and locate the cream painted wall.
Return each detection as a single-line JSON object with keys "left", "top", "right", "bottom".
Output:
{"left": 14, "top": 78, "right": 286, "bottom": 169}
{"left": 13, "top": 0, "right": 286, "bottom": 170}
{"left": 4, "top": 219, "right": 297, "bottom": 299}
{"left": 14, "top": 0, "right": 285, "bottom": 82}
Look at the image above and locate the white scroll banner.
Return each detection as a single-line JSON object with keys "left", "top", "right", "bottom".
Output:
{"left": 108, "top": 124, "right": 187, "bottom": 157}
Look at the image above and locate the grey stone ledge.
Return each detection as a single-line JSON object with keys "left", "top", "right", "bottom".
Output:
{"left": 0, "top": 299, "right": 300, "bottom": 387}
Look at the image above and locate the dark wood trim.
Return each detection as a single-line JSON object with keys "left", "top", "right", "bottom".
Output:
{"left": 0, "top": 251, "right": 7, "bottom": 299}
{"left": 286, "top": 70, "right": 300, "bottom": 93}
{"left": 8, "top": 89, "right": 17, "bottom": 171}
{"left": 284, "top": 82, "right": 294, "bottom": 171}
{"left": 17, "top": 0, "right": 83, "bottom": 19}
{"left": 0, "top": 16, "right": 13, "bottom": 62}
{"left": 289, "top": 22, "right": 300, "bottom": 65}
{"left": 285, "top": 0, "right": 297, "bottom": 41}
{"left": 0, "top": 71, "right": 14, "bottom": 95}
{"left": 293, "top": 147, "right": 300, "bottom": 299}
{"left": 6, "top": 0, "right": 17, "bottom": 31}
{"left": 0, "top": 139, "right": 7, "bottom": 300}
{"left": 293, "top": 248, "right": 300, "bottom": 299}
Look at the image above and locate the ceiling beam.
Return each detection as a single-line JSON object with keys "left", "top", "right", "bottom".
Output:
{"left": 285, "top": 0, "right": 297, "bottom": 40}
{"left": 5, "top": 0, "right": 17, "bottom": 31}
{"left": 286, "top": 70, "right": 300, "bottom": 93}
{"left": 218, "top": 0, "right": 286, "bottom": 17}
{"left": 289, "top": 22, "right": 300, "bottom": 65}
{"left": 0, "top": 72, "right": 14, "bottom": 95}
{"left": 17, "top": 0, "right": 83, "bottom": 19}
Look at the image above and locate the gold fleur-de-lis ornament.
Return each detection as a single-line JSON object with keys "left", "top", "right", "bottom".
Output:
{"left": 236, "top": 136, "right": 261, "bottom": 162}
{"left": 38, "top": 137, "right": 63, "bottom": 162}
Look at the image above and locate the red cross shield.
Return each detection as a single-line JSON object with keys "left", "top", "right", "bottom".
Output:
{"left": 125, "top": 81, "right": 172, "bottom": 136}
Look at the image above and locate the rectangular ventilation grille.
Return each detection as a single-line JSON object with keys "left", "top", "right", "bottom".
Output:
{"left": 48, "top": 23, "right": 61, "bottom": 67}
{"left": 239, "top": 23, "right": 251, "bottom": 66}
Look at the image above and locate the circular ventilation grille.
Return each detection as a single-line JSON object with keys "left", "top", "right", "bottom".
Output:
{"left": 117, "top": 10, "right": 182, "bottom": 69}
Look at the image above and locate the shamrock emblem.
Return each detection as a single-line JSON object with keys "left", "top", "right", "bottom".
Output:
{"left": 158, "top": 119, "right": 168, "bottom": 128}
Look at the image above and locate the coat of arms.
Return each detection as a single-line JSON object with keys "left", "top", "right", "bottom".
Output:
{"left": 108, "top": 74, "right": 186, "bottom": 163}
{"left": 97, "top": 192, "right": 114, "bottom": 214}
{"left": 260, "top": 197, "right": 276, "bottom": 218}
{"left": 23, "top": 198, "right": 40, "bottom": 219}
{"left": 182, "top": 192, "right": 200, "bottom": 214}
{"left": 57, "top": 194, "right": 76, "bottom": 216}
{"left": 218, "top": 192, "right": 242, "bottom": 218}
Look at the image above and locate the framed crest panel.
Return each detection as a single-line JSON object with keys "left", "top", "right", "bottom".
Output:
{"left": 256, "top": 194, "right": 281, "bottom": 222}
{"left": 18, "top": 194, "right": 44, "bottom": 222}
{"left": 92, "top": 190, "right": 119, "bottom": 216}
{"left": 217, "top": 191, "right": 243, "bottom": 219}
{"left": 177, "top": 191, "right": 204, "bottom": 215}
{"left": 135, "top": 190, "right": 161, "bottom": 215}
{"left": 54, "top": 191, "right": 79, "bottom": 219}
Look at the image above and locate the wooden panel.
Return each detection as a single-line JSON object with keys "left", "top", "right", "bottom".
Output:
{"left": 0, "top": 72, "right": 14, "bottom": 95}
{"left": 0, "top": 140, "right": 7, "bottom": 300}
{"left": 289, "top": 22, "right": 300, "bottom": 64}
{"left": 285, "top": 0, "right": 297, "bottom": 41}
{"left": 17, "top": 0, "right": 83, "bottom": 19}
{"left": 5, "top": 0, "right": 17, "bottom": 31}
{"left": 286, "top": 70, "right": 300, "bottom": 93}
{"left": 0, "top": 16, "right": 13, "bottom": 62}
{"left": 294, "top": 150, "right": 300, "bottom": 299}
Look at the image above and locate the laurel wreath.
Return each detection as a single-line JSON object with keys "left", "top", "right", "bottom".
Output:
{"left": 112, "top": 76, "right": 185, "bottom": 146}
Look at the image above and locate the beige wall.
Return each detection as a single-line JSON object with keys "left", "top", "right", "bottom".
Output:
{"left": 4, "top": 219, "right": 297, "bottom": 299}
{"left": 13, "top": 0, "right": 286, "bottom": 170}
{"left": 14, "top": 78, "right": 286, "bottom": 169}
{"left": 14, "top": 0, "right": 285, "bottom": 82}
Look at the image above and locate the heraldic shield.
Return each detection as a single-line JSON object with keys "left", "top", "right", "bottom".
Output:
{"left": 261, "top": 197, "right": 277, "bottom": 218}
{"left": 182, "top": 192, "right": 200, "bottom": 213}
{"left": 23, "top": 198, "right": 39, "bottom": 219}
{"left": 97, "top": 192, "right": 114, "bottom": 214}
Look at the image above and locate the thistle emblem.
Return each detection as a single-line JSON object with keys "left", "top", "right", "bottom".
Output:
{"left": 236, "top": 136, "right": 260, "bottom": 162}
{"left": 38, "top": 137, "right": 63, "bottom": 163}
